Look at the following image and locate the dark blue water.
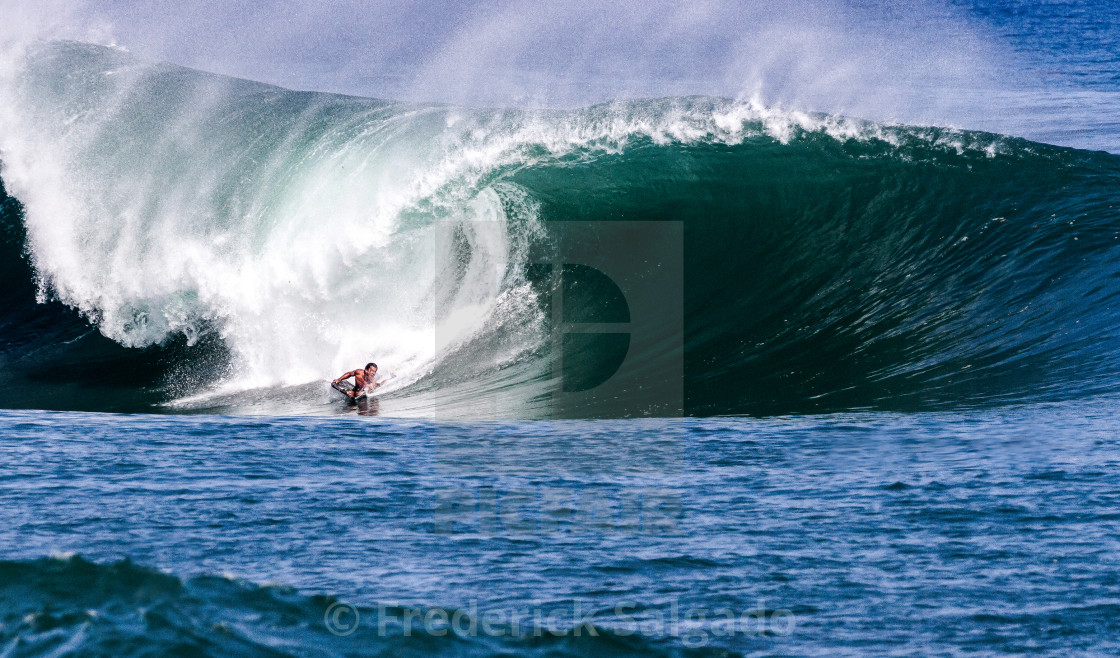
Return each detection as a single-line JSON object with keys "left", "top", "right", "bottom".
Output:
{"left": 3, "top": 400, "right": 1120, "bottom": 654}
{"left": 3, "top": 0, "right": 1120, "bottom": 655}
{"left": 946, "top": 0, "right": 1120, "bottom": 153}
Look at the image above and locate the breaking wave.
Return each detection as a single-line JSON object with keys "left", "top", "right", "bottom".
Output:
{"left": 1, "top": 41, "right": 1119, "bottom": 416}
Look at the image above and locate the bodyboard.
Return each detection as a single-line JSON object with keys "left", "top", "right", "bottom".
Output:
{"left": 331, "top": 380, "right": 366, "bottom": 401}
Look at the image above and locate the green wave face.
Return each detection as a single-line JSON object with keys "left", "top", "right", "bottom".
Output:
{"left": 511, "top": 135, "right": 1120, "bottom": 414}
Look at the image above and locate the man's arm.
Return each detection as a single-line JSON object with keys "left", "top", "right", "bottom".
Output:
{"left": 333, "top": 370, "right": 359, "bottom": 384}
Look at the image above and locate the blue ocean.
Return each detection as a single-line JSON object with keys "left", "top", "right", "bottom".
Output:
{"left": 1, "top": 1, "right": 1118, "bottom": 654}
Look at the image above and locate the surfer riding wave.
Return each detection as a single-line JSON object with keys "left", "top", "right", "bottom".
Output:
{"left": 332, "top": 363, "right": 380, "bottom": 399}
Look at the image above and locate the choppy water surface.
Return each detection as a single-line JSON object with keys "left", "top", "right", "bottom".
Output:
{"left": 2, "top": 400, "right": 1119, "bottom": 654}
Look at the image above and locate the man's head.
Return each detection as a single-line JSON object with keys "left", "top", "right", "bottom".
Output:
{"left": 365, "top": 362, "right": 378, "bottom": 375}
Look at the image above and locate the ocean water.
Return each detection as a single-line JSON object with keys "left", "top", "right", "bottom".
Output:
{"left": 1, "top": 0, "right": 1119, "bottom": 655}
{"left": 4, "top": 401, "right": 1120, "bottom": 655}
